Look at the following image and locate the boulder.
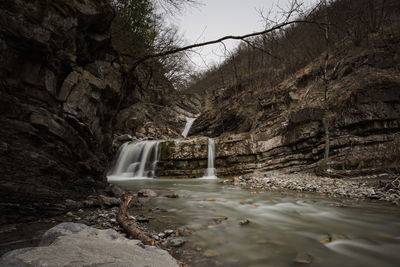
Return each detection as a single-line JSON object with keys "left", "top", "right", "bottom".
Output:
{"left": 0, "top": 223, "right": 179, "bottom": 266}
{"left": 138, "top": 189, "right": 158, "bottom": 198}
{"left": 98, "top": 195, "right": 120, "bottom": 207}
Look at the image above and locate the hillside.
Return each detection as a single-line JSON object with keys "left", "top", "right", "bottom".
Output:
{"left": 175, "top": 0, "right": 400, "bottom": 177}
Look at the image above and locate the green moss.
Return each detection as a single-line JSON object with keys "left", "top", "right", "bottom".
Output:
{"left": 160, "top": 141, "right": 176, "bottom": 160}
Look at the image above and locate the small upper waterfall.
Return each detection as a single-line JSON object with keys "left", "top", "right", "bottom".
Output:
{"left": 201, "top": 138, "right": 217, "bottom": 179}
{"left": 107, "top": 140, "right": 161, "bottom": 181}
{"left": 181, "top": 117, "right": 196, "bottom": 138}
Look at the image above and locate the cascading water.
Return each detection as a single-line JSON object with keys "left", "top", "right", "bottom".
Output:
{"left": 201, "top": 138, "right": 217, "bottom": 179}
{"left": 107, "top": 140, "right": 161, "bottom": 181}
{"left": 181, "top": 117, "right": 196, "bottom": 138}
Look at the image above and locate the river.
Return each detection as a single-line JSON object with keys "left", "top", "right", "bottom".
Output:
{"left": 111, "top": 178, "right": 400, "bottom": 267}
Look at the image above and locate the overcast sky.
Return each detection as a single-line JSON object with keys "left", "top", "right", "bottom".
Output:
{"left": 170, "top": 0, "right": 318, "bottom": 72}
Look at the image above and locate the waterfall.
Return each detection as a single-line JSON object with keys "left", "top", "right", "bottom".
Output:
{"left": 181, "top": 117, "right": 196, "bottom": 138}
{"left": 201, "top": 138, "right": 217, "bottom": 179}
{"left": 107, "top": 140, "right": 161, "bottom": 181}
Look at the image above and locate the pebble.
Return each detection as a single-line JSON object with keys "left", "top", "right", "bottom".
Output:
{"left": 294, "top": 252, "right": 313, "bottom": 264}
{"left": 240, "top": 219, "right": 250, "bottom": 225}
{"left": 158, "top": 233, "right": 166, "bottom": 239}
{"left": 168, "top": 238, "right": 186, "bottom": 247}
{"left": 177, "top": 227, "right": 194, "bottom": 236}
{"left": 138, "top": 189, "right": 158, "bottom": 198}
{"left": 234, "top": 173, "right": 400, "bottom": 203}
{"left": 164, "top": 229, "right": 174, "bottom": 236}
{"left": 319, "top": 235, "right": 332, "bottom": 244}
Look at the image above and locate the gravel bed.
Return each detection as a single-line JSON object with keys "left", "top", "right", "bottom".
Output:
{"left": 234, "top": 172, "right": 400, "bottom": 205}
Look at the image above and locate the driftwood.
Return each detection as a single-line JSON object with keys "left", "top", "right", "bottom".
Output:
{"left": 117, "top": 193, "right": 190, "bottom": 267}
{"left": 117, "top": 194, "right": 155, "bottom": 246}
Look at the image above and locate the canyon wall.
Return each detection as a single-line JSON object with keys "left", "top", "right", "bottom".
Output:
{"left": 158, "top": 36, "right": 400, "bottom": 178}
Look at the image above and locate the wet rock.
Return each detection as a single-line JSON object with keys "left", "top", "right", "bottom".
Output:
{"left": 168, "top": 238, "right": 186, "bottom": 247}
{"left": 209, "top": 217, "right": 228, "bottom": 226}
{"left": 0, "top": 223, "right": 178, "bottom": 266}
{"left": 240, "top": 199, "right": 254, "bottom": 204}
{"left": 138, "top": 189, "right": 158, "bottom": 198}
{"left": 164, "top": 229, "right": 174, "bottom": 237}
{"left": 294, "top": 252, "right": 313, "bottom": 264}
{"left": 240, "top": 219, "right": 250, "bottom": 225}
{"left": 177, "top": 227, "right": 195, "bottom": 236}
{"left": 137, "top": 216, "right": 150, "bottom": 223}
{"left": 116, "top": 134, "right": 133, "bottom": 142}
{"left": 319, "top": 235, "right": 332, "bottom": 244}
{"left": 158, "top": 233, "right": 166, "bottom": 239}
{"left": 204, "top": 249, "right": 220, "bottom": 257}
{"left": 98, "top": 195, "right": 120, "bottom": 207}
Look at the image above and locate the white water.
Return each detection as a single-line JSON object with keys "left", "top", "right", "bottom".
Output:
{"left": 181, "top": 117, "right": 196, "bottom": 138}
{"left": 107, "top": 141, "right": 160, "bottom": 181}
{"left": 201, "top": 138, "right": 217, "bottom": 179}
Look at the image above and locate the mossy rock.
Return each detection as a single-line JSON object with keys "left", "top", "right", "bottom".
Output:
{"left": 160, "top": 141, "right": 176, "bottom": 160}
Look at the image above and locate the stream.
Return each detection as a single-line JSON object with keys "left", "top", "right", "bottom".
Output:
{"left": 112, "top": 178, "right": 400, "bottom": 267}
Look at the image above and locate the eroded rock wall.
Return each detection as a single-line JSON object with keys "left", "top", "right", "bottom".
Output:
{"left": 159, "top": 36, "right": 400, "bottom": 178}
{"left": 0, "top": 0, "right": 124, "bottom": 224}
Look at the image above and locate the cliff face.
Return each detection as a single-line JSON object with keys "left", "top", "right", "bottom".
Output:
{"left": 0, "top": 0, "right": 125, "bottom": 224}
{"left": 159, "top": 34, "right": 400, "bottom": 178}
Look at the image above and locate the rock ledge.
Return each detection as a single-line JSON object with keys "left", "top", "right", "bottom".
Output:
{"left": 0, "top": 223, "right": 179, "bottom": 267}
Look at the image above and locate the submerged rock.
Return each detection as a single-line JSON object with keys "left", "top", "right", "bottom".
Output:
{"left": 166, "top": 193, "right": 179, "bottom": 198}
{"left": 204, "top": 249, "right": 220, "bottom": 257}
{"left": 294, "top": 252, "right": 313, "bottom": 264}
{"left": 138, "top": 189, "right": 158, "bottom": 198}
{"left": 240, "top": 219, "right": 250, "bottom": 225}
{"left": 168, "top": 238, "right": 186, "bottom": 247}
{"left": 0, "top": 223, "right": 179, "bottom": 266}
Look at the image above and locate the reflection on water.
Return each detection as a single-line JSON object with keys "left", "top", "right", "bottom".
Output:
{"left": 112, "top": 179, "right": 400, "bottom": 267}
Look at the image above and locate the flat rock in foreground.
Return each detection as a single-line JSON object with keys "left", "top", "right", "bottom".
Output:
{"left": 0, "top": 223, "right": 178, "bottom": 267}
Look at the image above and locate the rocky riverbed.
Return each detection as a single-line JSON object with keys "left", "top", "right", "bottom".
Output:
{"left": 0, "top": 185, "right": 192, "bottom": 265}
{"left": 234, "top": 172, "right": 400, "bottom": 205}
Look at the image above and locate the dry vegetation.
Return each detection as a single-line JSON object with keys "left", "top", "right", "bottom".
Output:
{"left": 186, "top": 0, "right": 400, "bottom": 96}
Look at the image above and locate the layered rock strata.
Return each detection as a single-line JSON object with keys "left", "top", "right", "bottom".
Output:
{"left": 0, "top": 0, "right": 122, "bottom": 224}
{"left": 158, "top": 36, "right": 400, "bottom": 178}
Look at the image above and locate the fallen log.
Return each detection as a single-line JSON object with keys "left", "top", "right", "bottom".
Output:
{"left": 116, "top": 193, "right": 190, "bottom": 267}
{"left": 117, "top": 194, "right": 155, "bottom": 246}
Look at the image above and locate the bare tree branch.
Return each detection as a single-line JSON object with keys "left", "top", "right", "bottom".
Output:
{"left": 129, "top": 19, "right": 320, "bottom": 69}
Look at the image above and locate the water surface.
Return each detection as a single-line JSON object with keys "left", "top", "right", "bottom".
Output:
{"left": 112, "top": 179, "right": 400, "bottom": 267}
